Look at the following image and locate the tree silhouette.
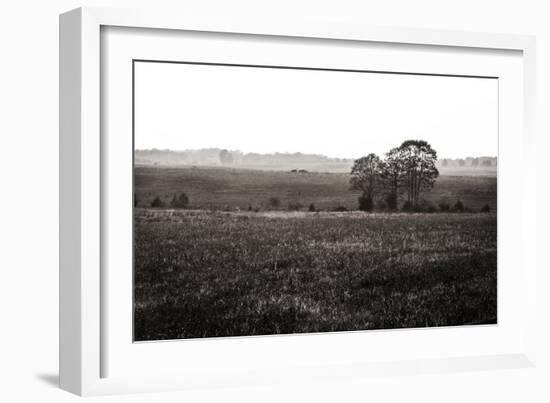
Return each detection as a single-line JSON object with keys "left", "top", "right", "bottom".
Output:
{"left": 398, "top": 140, "right": 439, "bottom": 209}
{"left": 380, "top": 147, "right": 406, "bottom": 210}
{"left": 350, "top": 153, "right": 383, "bottom": 211}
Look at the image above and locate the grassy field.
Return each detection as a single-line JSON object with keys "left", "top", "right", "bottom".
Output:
{"left": 134, "top": 209, "right": 497, "bottom": 341}
{"left": 135, "top": 166, "right": 497, "bottom": 212}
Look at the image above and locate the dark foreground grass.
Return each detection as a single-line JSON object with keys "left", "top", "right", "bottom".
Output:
{"left": 134, "top": 210, "right": 496, "bottom": 341}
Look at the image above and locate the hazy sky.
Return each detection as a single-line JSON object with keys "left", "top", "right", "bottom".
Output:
{"left": 134, "top": 61, "right": 498, "bottom": 159}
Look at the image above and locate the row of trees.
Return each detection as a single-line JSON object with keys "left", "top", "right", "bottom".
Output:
{"left": 350, "top": 140, "right": 439, "bottom": 211}
{"left": 440, "top": 157, "right": 495, "bottom": 168}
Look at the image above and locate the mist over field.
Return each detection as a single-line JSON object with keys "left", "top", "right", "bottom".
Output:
{"left": 135, "top": 148, "right": 497, "bottom": 176}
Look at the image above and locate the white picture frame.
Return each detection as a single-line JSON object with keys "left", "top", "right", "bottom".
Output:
{"left": 59, "top": 6, "right": 537, "bottom": 396}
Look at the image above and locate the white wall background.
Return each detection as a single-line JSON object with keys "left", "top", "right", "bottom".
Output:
{"left": 0, "top": 1, "right": 547, "bottom": 402}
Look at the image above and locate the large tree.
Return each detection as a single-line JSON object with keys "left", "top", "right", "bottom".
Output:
{"left": 350, "top": 153, "right": 383, "bottom": 211}
{"left": 380, "top": 147, "right": 406, "bottom": 210}
{"left": 398, "top": 140, "right": 439, "bottom": 208}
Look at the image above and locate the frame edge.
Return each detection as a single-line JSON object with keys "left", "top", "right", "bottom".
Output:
{"left": 59, "top": 7, "right": 83, "bottom": 396}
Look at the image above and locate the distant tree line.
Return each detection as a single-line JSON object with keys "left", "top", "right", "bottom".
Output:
{"left": 134, "top": 148, "right": 353, "bottom": 169}
{"left": 439, "top": 156, "right": 496, "bottom": 168}
{"left": 135, "top": 148, "right": 495, "bottom": 173}
{"left": 350, "top": 140, "right": 439, "bottom": 212}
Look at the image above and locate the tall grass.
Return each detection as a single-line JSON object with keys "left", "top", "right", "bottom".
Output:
{"left": 134, "top": 210, "right": 496, "bottom": 340}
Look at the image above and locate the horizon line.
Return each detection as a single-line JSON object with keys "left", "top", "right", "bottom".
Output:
{"left": 134, "top": 148, "right": 498, "bottom": 161}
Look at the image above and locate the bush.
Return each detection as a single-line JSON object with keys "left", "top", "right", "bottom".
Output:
{"left": 308, "top": 203, "right": 316, "bottom": 212}
{"left": 438, "top": 202, "right": 450, "bottom": 212}
{"left": 376, "top": 200, "right": 388, "bottom": 211}
{"left": 288, "top": 202, "right": 303, "bottom": 211}
{"left": 453, "top": 200, "right": 464, "bottom": 212}
{"left": 170, "top": 193, "right": 189, "bottom": 209}
{"left": 401, "top": 200, "right": 414, "bottom": 212}
{"left": 358, "top": 194, "right": 374, "bottom": 212}
{"left": 402, "top": 200, "right": 439, "bottom": 213}
{"left": 268, "top": 197, "right": 281, "bottom": 208}
{"left": 421, "top": 201, "right": 437, "bottom": 213}
{"left": 332, "top": 206, "right": 348, "bottom": 212}
{"left": 480, "top": 204, "right": 491, "bottom": 213}
{"left": 150, "top": 196, "right": 165, "bottom": 208}
{"left": 385, "top": 194, "right": 398, "bottom": 210}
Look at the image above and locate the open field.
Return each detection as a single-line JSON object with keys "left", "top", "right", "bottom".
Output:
{"left": 134, "top": 166, "right": 497, "bottom": 212}
{"left": 134, "top": 209, "right": 497, "bottom": 340}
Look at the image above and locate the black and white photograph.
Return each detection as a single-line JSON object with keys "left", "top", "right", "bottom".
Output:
{"left": 133, "top": 60, "right": 498, "bottom": 341}
{"left": 3, "top": 0, "right": 549, "bottom": 400}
